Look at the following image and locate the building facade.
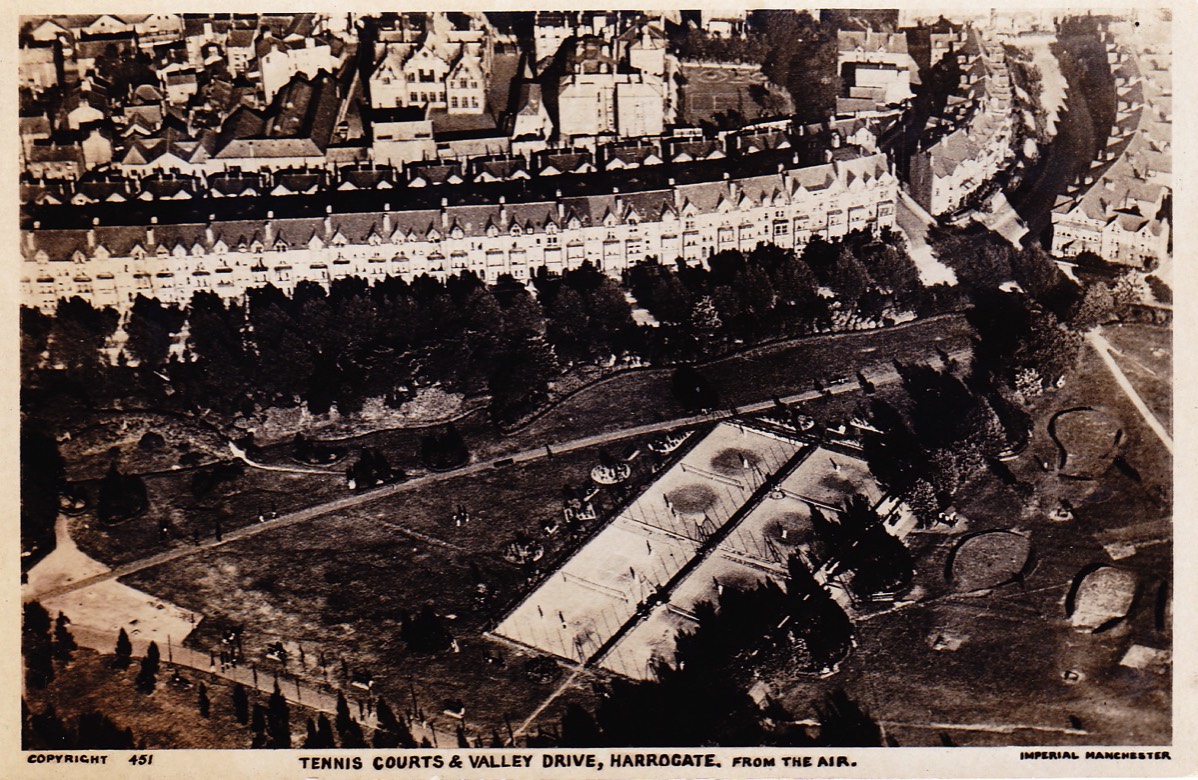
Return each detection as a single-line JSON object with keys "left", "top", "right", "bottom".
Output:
{"left": 21, "top": 153, "right": 897, "bottom": 312}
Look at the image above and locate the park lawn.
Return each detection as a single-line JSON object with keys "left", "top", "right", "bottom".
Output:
{"left": 23, "top": 649, "right": 315, "bottom": 749}
{"left": 71, "top": 463, "right": 345, "bottom": 567}
{"left": 771, "top": 340, "right": 1171, "bottom": 746}
{"left": 1101, "top": 322, "right": 1172, "bottom": 433}
{"left": 122, "top": 433, "right": 670, "bottom": 742}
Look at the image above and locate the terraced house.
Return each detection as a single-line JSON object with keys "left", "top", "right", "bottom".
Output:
{"left": 20, "top": 153, "right": 897, "bottom": 312}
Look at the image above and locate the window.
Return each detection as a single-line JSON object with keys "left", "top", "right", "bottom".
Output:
{"left": 450, "top": 96, "right": 459, "bottom": 108}
{"left": 470, "top": 96, "right": 479, "bottom": 107}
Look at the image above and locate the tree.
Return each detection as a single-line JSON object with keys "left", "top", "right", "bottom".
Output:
{"left": 1069, "top": 282, "right": 1115, "bottom": 330}
{"left": 73, "top": 711, "right": 137, "bottom": 749}
{"left": 49, "top": 297, "right": 119, "bottom": 382}
{"left": 96, "top": 461, "right": 148, "bottom": 525}
{"left": 687, "top": 295, "right": 723, "bottom": 342}
{"left": 113, "top": 628, "right": 133, "bottom": 668}
{"left": 334, "top": 692, "right": 366, "bottom": 747}
{"left": 671, "top": 366, "right": 719, "bottom": 412}
{"left": 23, "top": 602, "right": 54, "bottom": 689}
{"left": 53, "top": 612, "right": 76, "bottom": 662}
{"left": 251, "top": 703, "right": 268, "bottom": 743}
{"left": 21, "top": 305, "right": 53, "bottom": 377}
{"left": 560, "top": 702, "right": 601, "bottom": 747}
{"left": 21, "top": 429, "right": 63, "bottom": 571}
{"left": 135, "top": 641, "right": 160, "bottom": 693}
{"left": 782, "top": 555, "right": 853, "bottom": 672}
{"left": 315, "top": 713, "right": 337, "bottom": 748}
{"left": 488, "top": 335, "right": 557, "bottom": 426}
{"left": 267, "top": 683, "right": 291, "bottom": 748}
{"left": 373, "top": 699, "right": 415, "bottom": 748}
{"left": 545, "top": 286, "right": 591, "bottom": 364}
{"left": 125, "top": 295, "right": 185, "bottom": 370}
{"left": 834, "top": 496, "right": 914, "bottom": 599}
{"left": 420, "top": 424, "right": 469, "bottom": 471}
{"left": 815, "top": 689, "right": 883, "bottom": 747}
{"left": 403, "top": 605, "right": 453, "bottom": 654}
{"left": 232, "top": 683, "right": 249, "bottom": 725}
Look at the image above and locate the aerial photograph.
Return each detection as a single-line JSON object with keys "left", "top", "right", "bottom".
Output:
{"left": 19, "top": 8, "right": 1171, "bottom": 751}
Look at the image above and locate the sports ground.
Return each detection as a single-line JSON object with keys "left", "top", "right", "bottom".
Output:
{"left": 494, "top": 420, "right": 895, "bottom": 680}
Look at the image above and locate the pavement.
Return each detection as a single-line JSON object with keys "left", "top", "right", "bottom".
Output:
{"left": 896, "top": 191, "right": 957, "bottom": 285}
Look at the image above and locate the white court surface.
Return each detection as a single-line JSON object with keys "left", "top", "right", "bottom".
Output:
{"left": 496, "top": 420, "right": 899, "bottom": 680}
{"left": 493, "top": 422, "right": 802, "bottom": 664}
{"left": 602, "top": 446, "right": 888, "bottom": 679}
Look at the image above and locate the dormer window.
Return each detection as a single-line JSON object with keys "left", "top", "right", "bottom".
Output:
{"left": 486, "top": 223, "right": 499, "bottom": 238}
{"left": 510, "top": 223, "right": 522, "bottom": 237}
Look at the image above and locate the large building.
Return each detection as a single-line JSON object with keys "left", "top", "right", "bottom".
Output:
{"left": 20, "top": 152, "right": 897, "bottom": 312}
{"left": 367, "top": 13, "right": 491, "bottom": 114}
{"left": 836, "top": 30, "right": 920, "bottom": 116}
{"left": 1051, "top": 17, "right": 1171, "bottom": 268}
{"left": 908, "top": 31, "right": 1015, "bottom": 215}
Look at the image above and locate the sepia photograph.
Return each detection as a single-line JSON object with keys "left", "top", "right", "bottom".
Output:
{"left": 14, "top": 4, "right": 1177, "bottom": 772}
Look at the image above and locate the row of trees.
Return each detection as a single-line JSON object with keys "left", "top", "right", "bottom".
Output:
{"left": 22, "top": 233, "right": 942, "bottom": 432}
{"left": 22, "top": 703, "right": 137, "bottom": 750}
{"left": 22, "top": 603, "right": 76, "bottom": 691}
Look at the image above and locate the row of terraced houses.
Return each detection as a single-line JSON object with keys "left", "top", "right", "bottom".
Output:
{"left": 21, "top": 153, "right": 897, "bottom": 312}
